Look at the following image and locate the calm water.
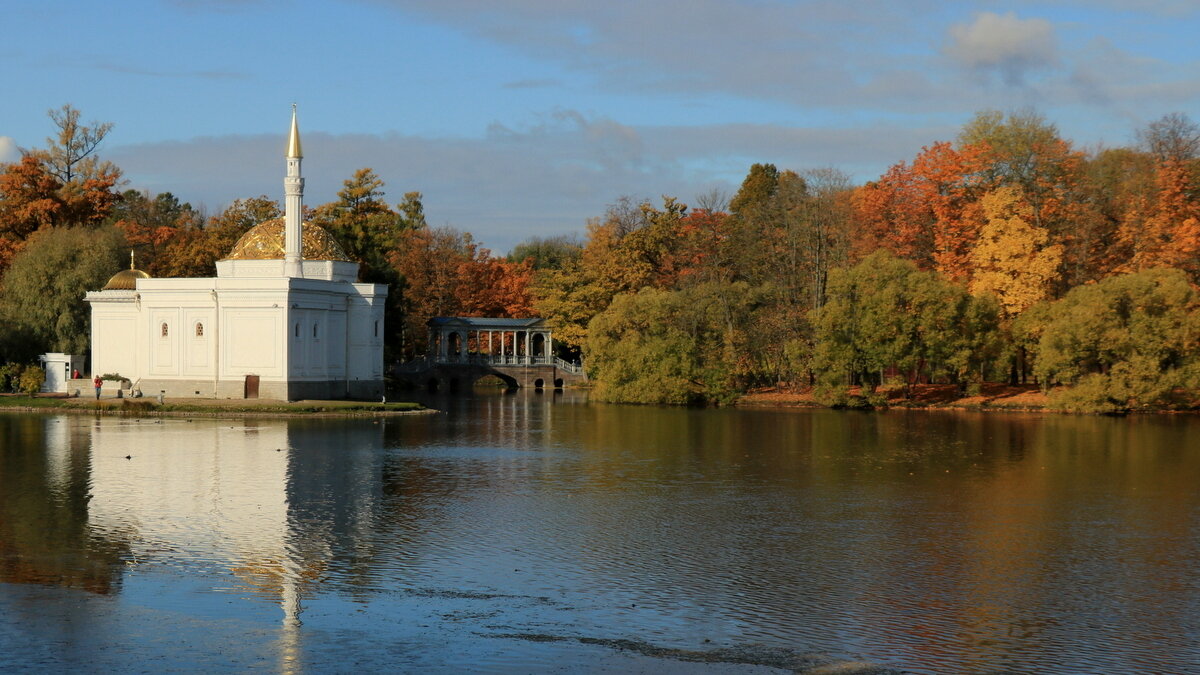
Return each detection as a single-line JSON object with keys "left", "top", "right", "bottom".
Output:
{"left": 1, "top": 392, "right": 1198, "bottom": 673}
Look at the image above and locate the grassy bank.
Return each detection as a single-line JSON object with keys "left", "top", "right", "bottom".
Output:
{"left": 0, "top": 394, "right": 430, "bottom": 419}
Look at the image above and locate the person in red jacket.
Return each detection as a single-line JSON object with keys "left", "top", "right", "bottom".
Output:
{"left": 93, "top": 376, "right": 102, "bottom": 400}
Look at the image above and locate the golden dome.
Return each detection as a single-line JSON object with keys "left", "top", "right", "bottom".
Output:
{"left": 223, "top": 218, "right": 351, "bottom": 261}
{"left": 103, "top": 253, "right": 150, "bottom": 290}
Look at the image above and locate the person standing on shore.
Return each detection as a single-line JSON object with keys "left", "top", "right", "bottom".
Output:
{"left": 93, "top": 376, "right": 102, "bottom": 400}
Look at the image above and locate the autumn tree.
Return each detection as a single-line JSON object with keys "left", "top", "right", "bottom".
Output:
{"left": 107, "top": 190, "right": 202, "bottom": 274}
{"left": 968, "top": 187, "right": 1063, "bottom": 318}
{"left": 851, "top": 142, "right": 989, "bottom": 282}
{"left": 1114, "top": 156, "right": 1200, "bottom": 280}
{"left": 958, "top": 110, "right": 1082, "bottom": 228}
{"left": 1070, "top": 147, "right": 1157, "bottom": 284}
{"left": 31, "top": 104, "right": 118, "bottom": 184}
{"left": 532, "top": 196, "right": 689, "bottom": 352}
{"left": 388, "top": 226, "right": 474, "bottom": 357}
{"left": 674, "top": 208, "right": 735, "bottom": 285}
{"left": 26, "top": 104, "right": 122, "bottom": 227}
{"left": 0, "top": 157, "right": 62, "bottom": 267}
{"left": 0, "top": 105, "right": 121, "bottom": 275}
{"left": 155, "top": 197, "right": 279, "bottom": 277}
{"left": 455, "top": 253, "right": 534, "bottom": 318}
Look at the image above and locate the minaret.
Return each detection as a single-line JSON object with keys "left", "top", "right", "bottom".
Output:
{"left": 283, "top": 104, "right": 304, "bottom": 278}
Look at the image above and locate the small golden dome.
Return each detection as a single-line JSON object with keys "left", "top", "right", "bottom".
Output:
{"left": 223, "top": 218, "right": 351, "bottom": 262}
{"left": 103, "top": 252, "right": 150, "bottom": 290}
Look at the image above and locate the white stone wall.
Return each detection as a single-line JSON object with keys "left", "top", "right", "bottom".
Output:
{"left": 88, "top": 292, "right": 139, "bottom": 379}
{"left": 86, "top": 276, "right": 385, "bottom": 400}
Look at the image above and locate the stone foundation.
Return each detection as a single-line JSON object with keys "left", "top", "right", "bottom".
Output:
{"left": 99, "top": 378, "right": 387, "bottom": 401}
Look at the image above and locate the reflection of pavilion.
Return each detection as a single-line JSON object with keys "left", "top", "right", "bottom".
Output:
{"left": 84, "top": 417, "right": 385, "bottom": 634}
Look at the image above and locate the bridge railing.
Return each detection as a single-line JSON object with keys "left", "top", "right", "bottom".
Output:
{"left": 403, "top": 353, "right": 585, "bottom": 371}
{"left": 554, "top": 357, "right": 584, "bottom": 374}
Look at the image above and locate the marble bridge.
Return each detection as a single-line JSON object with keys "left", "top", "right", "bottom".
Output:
{"left": 395, "top": 317, "right": 586, "bottom": 391}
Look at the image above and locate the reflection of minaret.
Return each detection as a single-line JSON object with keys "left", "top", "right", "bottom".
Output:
{"left": 283, "top": 104, "right": 304, "bottom": 278}
{"left": 284, "top": 420, "right": 388, "bottom": 592}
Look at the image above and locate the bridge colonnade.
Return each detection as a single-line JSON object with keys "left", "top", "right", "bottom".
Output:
{"left": 427, "top": 317, "right": 553, "bottom": 365}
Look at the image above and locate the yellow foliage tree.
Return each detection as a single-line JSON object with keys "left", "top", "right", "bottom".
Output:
{"left": 969, "top": 187, "right": 1063, "bottom": 318}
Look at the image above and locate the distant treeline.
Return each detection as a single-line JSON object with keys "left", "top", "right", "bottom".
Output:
{"left": 530, "top": 110, "right": 1200, "bottom": 413}
{"left": 2, "top": 106, "right": 1199, "bottom": 412}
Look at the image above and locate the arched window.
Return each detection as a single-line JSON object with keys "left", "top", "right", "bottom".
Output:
{"left": 160, "top": 323, "right": 169, "bottom": 337}
{"left": 195, "top": 322, "right": 204, "bottom": 337}
{"left": 374, "top": 321, "right": 379, "bottom": 338}
{"left": 294, "top": 323, "right": 300, "bottom": 338}
{"left": 312, "top": 323, "right": 319, "bottom": 338}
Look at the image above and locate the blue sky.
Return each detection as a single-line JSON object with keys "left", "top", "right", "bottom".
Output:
{"left": 3, "top": 0, "right": 1199, "bottom": 253}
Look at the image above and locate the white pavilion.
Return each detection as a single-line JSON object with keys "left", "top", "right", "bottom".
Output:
{"left": 85, "top": 108, "right": 386, "bottom": 400}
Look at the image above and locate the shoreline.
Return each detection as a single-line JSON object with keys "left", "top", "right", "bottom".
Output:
{"left": 735, "top": 383, "right": 1200, "bottom": 414}
{"left": 0, "top": 394, "right": 436, "bottom": 420}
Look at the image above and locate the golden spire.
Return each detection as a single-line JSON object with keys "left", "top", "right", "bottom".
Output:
{"left": 287, "top": 104, "right": 303, "bottom": 158}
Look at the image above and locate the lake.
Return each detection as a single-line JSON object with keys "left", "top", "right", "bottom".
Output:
{"left": 1, "top": 391, "right": 1197, "bottom": 673}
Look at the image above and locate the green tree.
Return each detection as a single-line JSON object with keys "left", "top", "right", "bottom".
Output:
{"left": 310, "top": 168, "right": 401, "bottom": 272}
{"left": 811, "top": 250, "right": 1001, "bottom": 398}
{"left": 508, "top": 234, "right": 583, "bottom": 270}
{"left": 0, "top": 226, "right": 126, "bottom": 360}
{"left": 729, "top": 163, "right": 780, "bottom": 219}
{"left": 1035, "top": 267, "right": 1200, "bottom": 411}
{"left": 586, "top": 281, "right": 766, "bottom": 405}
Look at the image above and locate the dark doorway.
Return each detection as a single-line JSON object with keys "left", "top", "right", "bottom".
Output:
{"left": 244, "top": 375, "right": 260, "bottom": 399}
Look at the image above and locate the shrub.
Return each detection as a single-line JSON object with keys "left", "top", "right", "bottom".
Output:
{"left": 18, "top": 365, "right": 45, "bottom": 395}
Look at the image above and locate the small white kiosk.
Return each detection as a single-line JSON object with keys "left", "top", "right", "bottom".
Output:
{"left": 39, "top": 353, "right": 86, "bottom": 393}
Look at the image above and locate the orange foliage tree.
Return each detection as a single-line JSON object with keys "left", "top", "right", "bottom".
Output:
{"left": 389, "top": 226, "right": 536, "bottom": 358}
{"left": 0, "top": 155, "right": 120, "bottom": 272}
{"left": 1119, "top": 159, "right": 1200, "bottom": 279}
{"left": 851, "top": 142, "right": 989, "bottom": 282}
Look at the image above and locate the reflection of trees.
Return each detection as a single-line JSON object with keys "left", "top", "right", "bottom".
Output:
{"left": 0, "top": 415, "right": 130, "bottom": 594}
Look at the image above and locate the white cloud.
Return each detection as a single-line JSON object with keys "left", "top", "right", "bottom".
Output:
{"left": 945, "top": 11, "right": 1058, "bottom": 85}
{"left": 0, "top": 137, "right": 18, "bottom": 163}
{"left": 107, "top": 111, "right": 946, "bottom": 253}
